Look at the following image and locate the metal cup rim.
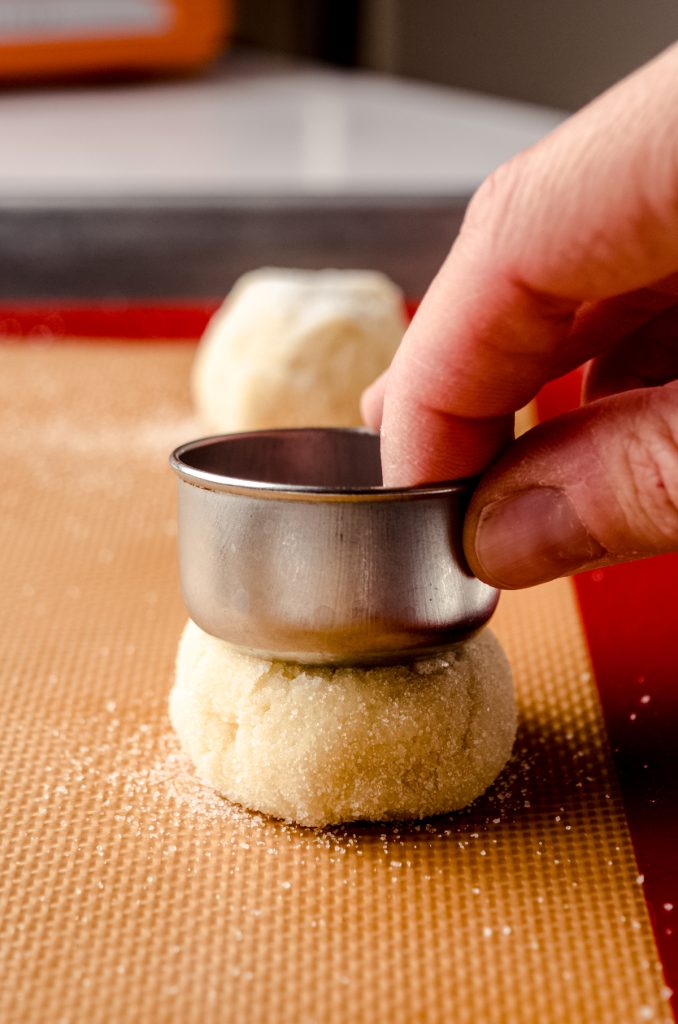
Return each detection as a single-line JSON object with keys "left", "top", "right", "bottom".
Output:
{"left": 170, "top": 428, "right": 476, "bottom": 501}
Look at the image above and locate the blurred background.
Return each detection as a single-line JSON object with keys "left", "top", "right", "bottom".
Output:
{"left": 239, "top": 0, "right": 678, "bottom": 109}
{"left": 1, "top": 0, "right": 676, "bottom": 302}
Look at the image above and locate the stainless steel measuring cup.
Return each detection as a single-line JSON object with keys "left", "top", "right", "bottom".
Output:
{"left": 170, "top": 428, "right": 498, "bottom": 664}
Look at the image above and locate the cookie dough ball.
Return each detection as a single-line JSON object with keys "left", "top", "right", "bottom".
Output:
{"left": 191, "top": 268, "right": 406, "bottom": 432}
{"left": 170, "top": 620, "right": 516, "bottom": 827}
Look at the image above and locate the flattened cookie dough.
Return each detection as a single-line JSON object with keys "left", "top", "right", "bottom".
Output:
{"left": 170, "top": 620, "right": 516, "bottom": 827}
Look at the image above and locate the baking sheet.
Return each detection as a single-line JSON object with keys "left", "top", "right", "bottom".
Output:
{"left": 0, "top": 342, "right": 671, "bottom": 1024}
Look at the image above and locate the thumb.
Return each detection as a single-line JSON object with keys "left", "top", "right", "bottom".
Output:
{"left": 464, "top": 382, "right": 678, "bottom": 589}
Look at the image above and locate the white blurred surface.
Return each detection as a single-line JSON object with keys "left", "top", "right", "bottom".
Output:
{"left": 0, "top": 50, "right": 564, "bottom": 200}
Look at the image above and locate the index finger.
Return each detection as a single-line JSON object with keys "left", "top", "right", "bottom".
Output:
{"left": 379, "top": 42, "right": 678, "bottom": 485}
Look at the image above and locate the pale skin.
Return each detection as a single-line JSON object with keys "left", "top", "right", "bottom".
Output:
{"left": 362, "top": 43, "right": 678, "bottom": 589}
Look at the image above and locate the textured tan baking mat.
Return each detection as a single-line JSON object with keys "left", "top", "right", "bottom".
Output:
{"left": 0, "top": 342, "right": 671, "bottom": 1024}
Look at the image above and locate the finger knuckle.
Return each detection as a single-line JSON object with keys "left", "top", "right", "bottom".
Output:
{"left": 465, "top": 156, "right": 527, "bottom": 230}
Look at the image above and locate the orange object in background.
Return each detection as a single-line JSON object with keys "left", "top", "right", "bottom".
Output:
{"left": 0, "top": 0, "right": 230, "bottom": 80}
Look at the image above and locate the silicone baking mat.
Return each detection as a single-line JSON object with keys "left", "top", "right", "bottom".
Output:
{"left": 0, "top": 334, "right": 674, "bottom": 1024}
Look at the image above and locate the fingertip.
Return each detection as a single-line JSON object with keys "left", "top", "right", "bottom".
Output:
{"left": 360, "top": 371, "right": 388, "bottom": 431}
{"left": 463, "top": 385, "right": 678, "bottom": 589}
{"left": 465, "top": 486, "right": 606, "bottom": 589}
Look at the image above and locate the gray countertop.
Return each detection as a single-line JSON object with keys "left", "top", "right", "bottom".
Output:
{"left": 0, "top": 50, "right": 562, "bottom": 298}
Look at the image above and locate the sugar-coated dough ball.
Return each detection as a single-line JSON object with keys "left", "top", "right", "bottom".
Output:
{"left": 191, "top": 268, "right": 406, "bottom": 432}
{"left": 170, "top": 620, "right": 517, "bottom": 827}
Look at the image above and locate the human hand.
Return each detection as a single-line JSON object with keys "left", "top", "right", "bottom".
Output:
{"left": 362, "top": 44, "right": 678, "bottom": 589}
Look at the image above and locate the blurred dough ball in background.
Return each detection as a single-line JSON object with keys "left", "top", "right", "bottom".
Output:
{"left": 191, "top": 267, "right": 407, "bottom": 432}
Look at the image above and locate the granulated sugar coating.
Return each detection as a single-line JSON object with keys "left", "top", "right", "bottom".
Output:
{"left": 170, "top": 621, "right": 516, "bottom": 827}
